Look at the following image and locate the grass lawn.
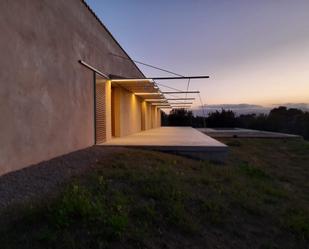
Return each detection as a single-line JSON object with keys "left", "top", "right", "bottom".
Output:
{"left": 1, "top": 138, "right": 308, "bottom": 249}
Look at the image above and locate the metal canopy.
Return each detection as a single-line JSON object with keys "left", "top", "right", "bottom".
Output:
{"left": 110, "top": 79, "right": 163, "bottom": 101}
{"left": 162, "top": 91, "right": 200, "bottom": 94}
{"left": 78, "top": 60, "right": 207, "bottom": 111}
{"left": 150, "top": 76, "right": 209, "bottom": 80}
{"left": 166, "top": 98, "right": 195, "bottom": 100}
{"left": 168, "top": 102, "right": 193, "bottom": 105}
{"left": 110, "top": 76, "right": 209, "bottom": 81}
{"left": 144, "top": 99, "right": 167, "bottom": 102}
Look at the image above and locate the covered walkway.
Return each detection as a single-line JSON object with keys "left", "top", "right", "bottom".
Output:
{"left": 99, "top": 127, "right": 228, "bottom": 161}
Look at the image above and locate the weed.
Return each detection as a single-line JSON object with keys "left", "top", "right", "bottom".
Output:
{"left": 226, "top": 140, "right": 242, "bottom": 147}
{"left": 199, "top": 200, "right": 227, "bottom": 224}
{"left": 282, "top": 208, "right": 309, "bottom": 239}
{"left": 1, "top": 139, "right": 308, "bottom": 249}
{"left": 260, "top": 184, "right": 287, "bottom": 199}
{"left": 238, "top": 162, "right": 270, "bottom": 180}
{"left": 49, "top": 185, "right": 102, "bottom": 228}
{"left": 131, "top": 200, "right": 156, "bottom": 225}
{"left": 105, "top": 214, "right": 129, "bottom": 239}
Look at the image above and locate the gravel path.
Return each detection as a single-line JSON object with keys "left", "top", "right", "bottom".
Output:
{"left": 0, "top": 146, "right": 127, "bottom": 212}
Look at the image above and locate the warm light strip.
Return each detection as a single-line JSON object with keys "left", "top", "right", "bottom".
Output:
{"left": 144, "top": 98, "right": 167, "bottom": 102}
{"left": 168, "top": 102, "right": 193, "bottom": 105}
{"left": 134, "top": 92, "right": 162, "bottom": 96}
{"left": 170, "top": 106, "right": 191, "bottom": 108}
{"left": 151, "top": 103, "right": 171, "bottom": 105}
{"left": 159, "top": 106, "right": 189, "bottom": 109}
{"left": 162, "top": 91, "right": 200, "bottom": 94}
{"left": 151, "top": 104, "right": 171, "bottom": 106}
{"left": 166, "top": 98, "right": 195, "bottom": 100}
{"left": 111, "top": 79, "right": 154, "bottom": 83}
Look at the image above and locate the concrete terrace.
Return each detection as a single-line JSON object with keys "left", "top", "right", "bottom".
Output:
{"left": 198, "top": 128, "right": 301, "bottom": 138}
{"left": 99, "top": 127, "right": 228, "bottom": 161}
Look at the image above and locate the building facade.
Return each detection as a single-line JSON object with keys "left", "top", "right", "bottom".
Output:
{"left": 0, "top": 0, "right": 161, "bottom": 175}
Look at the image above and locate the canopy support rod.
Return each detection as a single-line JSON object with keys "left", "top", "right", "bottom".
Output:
{"left": 168, "top": 102, "right": 193, "bottom": 105}
{"left": 110, "top": 76, "right": 209, "bottom": 81}
{"left": 79, "top": 60, "right": 109, "bottom": 79}
{"left": 162, "top": 91, "right": 200, "bottom": 94}
{"left": 151, "top": 76, "right": 209, "bottom": 80}
{"left": 166, "top": 98, "right": 195, "bottom": 100}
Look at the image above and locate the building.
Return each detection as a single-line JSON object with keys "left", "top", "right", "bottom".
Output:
{"left": 0, "top": 0, "right": 162, "bottom": 175}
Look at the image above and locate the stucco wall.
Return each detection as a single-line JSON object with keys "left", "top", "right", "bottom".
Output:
{"left": 157, "top": 109, "right": 162, "bottom": 127}
{"left": 113, "top": 87, "right": 143, "bottom": 137}
{"left": 149, "top": 106, "right": 162, "bottom": 129}
{"left": 105, "top": 80, "right": 112, "bottom": 141}
{"left": 142, "top": 102, "right": 153, "bottom": 130}
{"left": 0, "top": 0, "right": 144, "bottom": 175}
{"left": 151, "top": 106, "right": 157, "bottom": 128}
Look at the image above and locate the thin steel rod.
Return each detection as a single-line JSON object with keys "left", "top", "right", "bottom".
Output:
{"left": 166, "top": 98, "right": 195, "bottom": 100}
{"left": 110, "top": 76, "right": 209, "bottom": 81}
{"left": 79, "top": 60, "right": 109, "bottom": 79}
{"left": 198, "top": 93, "right": 207, "bottom": 127}
{"left": 109, "top": 53, "right": 184, "bottom": 77}
{"left": 170, "top": 106, "right": 190, "bottom": 108}
{"left": 162, "top": 91, "right": 200, "bottom": 94}
{"left": 185, "top": 78, "right": 190, "bottom": 100}
{"left": 168, "top": 102, "right": 193, "bottom": 105}
{"left": 151, "top": 76, "right": 209, "bottom": 80}
{"left": 155, "top": 82, "right": 183, "bottom": 92}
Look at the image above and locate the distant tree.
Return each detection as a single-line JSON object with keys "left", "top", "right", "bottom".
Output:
{"left": 206, "top": 109, "right": 237, "bottom": 128}
{"left": 161, "top": 107, "right": 309, "bottom": 140}
{"left": 192, "top": 115, "right": 207, "bottom": 128}
{"left": 238, "top": 106, "right": 309, "bottom": 140}
{"left": 267, "top": 106, "right": 304, "bottom": 133}
{"left": 301, "top": 112, "right": 309, "bottom": 139}
{"left": 161, "top": 111, "right": 169, "bottom": 126}
{"left": 238, "top": 113, "right": 268, "bottom": 130}
{"left": 168, "top": 109, "right": 194, "bottom": 126}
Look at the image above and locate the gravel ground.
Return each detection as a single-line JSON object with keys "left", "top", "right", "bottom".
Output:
{"left": 0, "top": 146, "right": 127, "bottom": 212}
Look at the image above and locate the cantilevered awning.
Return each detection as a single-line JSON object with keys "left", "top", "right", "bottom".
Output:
{"left": 110, "top": 79, "right": 165, "bottom": 101}
{"left": 79, "top": 60, "right": 208, "bottom": 110}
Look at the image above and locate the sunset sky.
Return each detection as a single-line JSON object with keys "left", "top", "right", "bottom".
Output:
{"left": 86, "top": 0, "right": 309, "bottom": 108}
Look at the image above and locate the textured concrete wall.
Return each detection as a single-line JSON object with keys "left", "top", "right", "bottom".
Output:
{"left": 112, "top": 87, "right": 121, "bottom": 137}
{"left": 150, "top": 106, "right": 157, "bottom": 128}
{"left": 141, "top": 102, "right": 152, "bottom": 130}
{"left": 113, "top": 88, "right": 142, "bottom": 137}
{"left": 0, "top": 0, "right": 144, "bottom": 175}
{"left": 105, "top": 80, "right": 112, "bottom": 141}
{"left": 157, "top": 109, "right": 162, "bottom": 127}
{"left": 150, "top": 107, "right": 162, "bottom": 129}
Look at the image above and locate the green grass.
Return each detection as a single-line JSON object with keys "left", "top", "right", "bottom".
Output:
{"left": 0, "top": 138, "right": 309, "bottom": 249}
